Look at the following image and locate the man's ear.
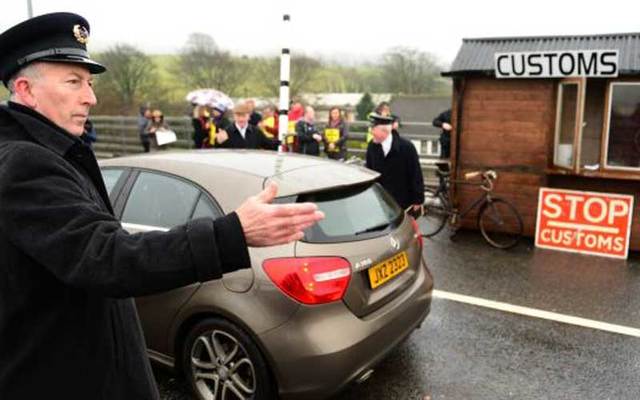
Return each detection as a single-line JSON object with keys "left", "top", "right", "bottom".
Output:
{"left": 12, "top": 77, "right": 38, "bottom": 109}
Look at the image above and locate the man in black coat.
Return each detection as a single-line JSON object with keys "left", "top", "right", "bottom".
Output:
{"left": 432, "top": 109, "right": 452, "bottom": 159}
{"left": 215, "top": 102, "right": 279, "bottom": 150}
{"left": 0, "top": 13, "right": 323, "bottom": 400}
{"left": 295, "top": 106, "right": 322, "bottom": 156}
{"left": 366, "top": 113, "right": 425, "bottom": 211}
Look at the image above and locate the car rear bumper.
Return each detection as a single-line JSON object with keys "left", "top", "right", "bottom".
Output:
{"left": 258, "top": 259, "right": 433, "bottom": 400}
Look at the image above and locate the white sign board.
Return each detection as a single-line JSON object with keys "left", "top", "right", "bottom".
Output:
{"left": 495, "top": 50, "right": 619, "bottom": 79}
{"left": 155, "top": 129, "right": 177, "bottom": 146}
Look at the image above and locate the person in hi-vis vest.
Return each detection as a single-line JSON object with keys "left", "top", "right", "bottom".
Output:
{"left": 203, "top": 105, "right": 230, "bottom": 148}
{"left": 285, "top": 101, "right": 304, "bottom": 152}
{"left": 258, "top": 104, "right": 278, "bottom": 139}
{"left": 323, "top": 106, "right": 349, "bottom": 160}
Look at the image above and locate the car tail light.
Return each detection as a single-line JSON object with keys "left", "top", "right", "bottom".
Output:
{"left": 410, "top": 217, "right": 423, "bottom": 248}
{"left": 262, "top": 257, "right": 351, "bottom": 305}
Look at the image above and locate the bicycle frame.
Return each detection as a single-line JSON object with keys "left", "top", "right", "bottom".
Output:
{"left": 431, "top": 172, "right": 491, "bottom": 224}
{"left": 422, "top": 169, "right": 523, "bottom": 248}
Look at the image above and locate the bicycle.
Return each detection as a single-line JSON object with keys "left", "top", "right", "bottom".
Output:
{"left": 415, "top": 168, "right": 523, "bottom": 249}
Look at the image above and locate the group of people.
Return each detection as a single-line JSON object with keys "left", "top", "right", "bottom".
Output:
{"left": 189, "top": 100, "right": 351, "bottom": 160}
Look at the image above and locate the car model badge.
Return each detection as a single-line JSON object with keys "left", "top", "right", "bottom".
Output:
{"left": 73, "top": 25, "right": 89, "bottom": 44}
{"left": 390, "top": 236, "right": 400, "bottom": 250}
{"left": 354, "top": 258, "right": 372, "bottom": 271}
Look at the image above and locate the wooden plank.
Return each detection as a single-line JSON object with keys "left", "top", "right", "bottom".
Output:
{"left": 456, "top": 150, "right": 548, "bottom": 168}
{"left": 462, "top": 109, "right": 554, "bottom": 123}
{"left": 466, "top": 78, "right": 554, "bottom": 92}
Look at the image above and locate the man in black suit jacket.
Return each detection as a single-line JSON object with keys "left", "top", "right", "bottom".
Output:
{"left": 215, "top": 102, "right": 279, "bottom": 150}
{"left": 365, "top": 113, "right": 424, "bottom": 211}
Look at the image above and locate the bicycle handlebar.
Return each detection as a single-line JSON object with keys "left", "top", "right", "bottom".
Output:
{"left": 462, "top": 169, "right": 497, "bottom": 192}
{"left": 464, "top": 171, "right": 482, "bottom": 180}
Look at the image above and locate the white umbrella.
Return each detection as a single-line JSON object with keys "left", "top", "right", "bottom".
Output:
{"left": 186, "top": 89, "right": 234, "bottom": 111}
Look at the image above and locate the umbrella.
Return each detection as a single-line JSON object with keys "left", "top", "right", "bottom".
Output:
{"left": 185, "top": 88, "right": 234, "bottom": 112}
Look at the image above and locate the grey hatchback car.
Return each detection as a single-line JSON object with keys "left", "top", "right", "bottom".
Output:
{"left": 99, "top": 150, "right": 433, "bottom": 400}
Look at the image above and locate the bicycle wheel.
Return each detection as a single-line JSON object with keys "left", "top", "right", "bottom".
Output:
{"left": 417, "top": 188, "right": 449, "bottom": 238}
{"left": 477, "top": 198, "right": 523, "bottom": 249}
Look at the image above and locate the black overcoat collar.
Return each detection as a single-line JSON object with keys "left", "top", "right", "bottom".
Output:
{"left": 3, "top": 102, "right": 113, "bottom": 214}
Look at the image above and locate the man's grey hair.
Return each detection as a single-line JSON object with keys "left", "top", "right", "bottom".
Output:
{"left": 7, "top": 62, "right": 43, "bottom": 98}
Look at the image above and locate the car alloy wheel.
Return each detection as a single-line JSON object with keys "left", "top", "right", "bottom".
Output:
{"left": 183, "top": 317, "right": 275, "bottom": 400}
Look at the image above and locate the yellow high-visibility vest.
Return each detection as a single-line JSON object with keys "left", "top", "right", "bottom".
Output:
{"left": 366, "top": 128, "right": 373, "bottom": 143}
{"left": 287, "top": 121, "right": 296, "bottom": 144}
{"left": 208, "top": 123, "right": 217, "bottom": 146}
{"left": 263, "top": 116, "right": 276, "bottom": 138}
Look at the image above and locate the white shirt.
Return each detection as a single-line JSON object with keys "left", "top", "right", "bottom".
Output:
{"left": 236, "top": 123, "right": 248, "bottom": 139}
{"left": 381, "top": 132, "right": 393, "bottom": 157}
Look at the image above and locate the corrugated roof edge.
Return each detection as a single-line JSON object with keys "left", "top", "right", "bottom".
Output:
{"left": 461, "top": 32, "right": 640, "bottom": 43}
{"left": 441, "top": 32, "right": 640, "bottom": 77}
{"left": 441, "top": 68, "right": 640, "bottom": 78}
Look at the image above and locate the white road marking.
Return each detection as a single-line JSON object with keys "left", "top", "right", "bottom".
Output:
{"left": 432, "top": 289, "right": 640, "bottom": 338}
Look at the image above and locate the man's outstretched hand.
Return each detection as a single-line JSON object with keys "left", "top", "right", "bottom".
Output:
{"left": 235, "top": 182, "right": 324, "bottom": 247}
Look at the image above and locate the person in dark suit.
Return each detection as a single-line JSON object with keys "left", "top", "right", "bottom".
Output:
{"left": 432, "top": 109, "right": 452, "bottom": 159}
{"left": 365, "top": 113, "right": 424, "bottom": 212}
{"left": 295, "top": 106, "right": 322, "bottom": 156}
{"left": 215, "top": 102, "right": 279, "bottom": 150}
{"left": 0, "top": 13, "right": 323, "bottom": 399}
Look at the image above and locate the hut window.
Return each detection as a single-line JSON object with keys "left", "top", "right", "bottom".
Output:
{"left": 554, "top": 83, "right": 579, "bottom": 168}
{"left": 605, "top": 83, "right": 640, "bottom": 169}
{"left": 580, "top": 79, "right": 606, "bottom": 169}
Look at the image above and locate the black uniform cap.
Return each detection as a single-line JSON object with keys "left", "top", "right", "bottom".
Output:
{"left": 368, "top": 112, "right": 395, "bottom": 127}
{"left": 0, "top": 12, "right": 106, "bottom": 86}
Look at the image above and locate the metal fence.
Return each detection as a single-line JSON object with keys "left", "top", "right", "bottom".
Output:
{"left": 91, "top": 116, "right": 446, "bottom": 185}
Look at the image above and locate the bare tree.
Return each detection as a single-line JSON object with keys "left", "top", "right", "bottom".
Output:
{"left": 94, "top": 44, "right": 157, "bottom": 114}
{"left": 258, "top": 55, "right": 323, "bottom": 97}
{"left": 381, "top": 47, "right": 441, "bottom": 94}
{"left": 176, "top": 33, "right": 247, "bottom": 95}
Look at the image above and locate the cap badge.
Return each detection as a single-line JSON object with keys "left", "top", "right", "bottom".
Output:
{"left": 73, "top": 24, "right": 89, "bottom": 44}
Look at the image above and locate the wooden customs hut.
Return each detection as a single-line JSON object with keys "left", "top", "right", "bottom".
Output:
{"left": 443, "top": 33, "right": 640, "bottom": 249}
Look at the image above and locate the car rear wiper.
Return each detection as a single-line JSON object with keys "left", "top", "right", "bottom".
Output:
{"left": 355, "top": 223, "right": 389, "bottom": 235}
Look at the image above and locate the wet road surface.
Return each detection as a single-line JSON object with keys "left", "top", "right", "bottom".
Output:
{"left": 157, "top": 230, "right": 640, "bottom": 399}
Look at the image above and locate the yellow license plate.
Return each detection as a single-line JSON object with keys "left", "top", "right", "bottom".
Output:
{"left": 368, "top": 251, "right": 409, "bottom": 289}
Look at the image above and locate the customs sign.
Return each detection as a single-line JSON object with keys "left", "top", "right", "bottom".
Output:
{"left": 495, "top": 50, "right": 618, "bottom": 78}
{"left": 535, "top": 188, "right": 634, "bottom": 259}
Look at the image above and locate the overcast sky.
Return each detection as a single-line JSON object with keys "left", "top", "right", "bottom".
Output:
{"left": 2, "top": 0, "right": 639, "bottom": 66}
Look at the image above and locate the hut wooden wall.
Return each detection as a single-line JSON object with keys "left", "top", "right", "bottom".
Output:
{"left": 452, "top": 77, "right": 556, "bottom": 236}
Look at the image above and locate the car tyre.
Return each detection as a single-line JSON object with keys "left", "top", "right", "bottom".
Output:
{"left": 182, "top": 317, "right": 275, "bottom": 400}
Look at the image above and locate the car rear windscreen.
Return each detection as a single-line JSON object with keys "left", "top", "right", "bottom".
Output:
{"left": 298, "top": 183, "right": 403, "bottom": 243}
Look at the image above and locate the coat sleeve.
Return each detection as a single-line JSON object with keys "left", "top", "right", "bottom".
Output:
{"left": 432, "top": 110, "right": 451, "bottom": 128}
{"left": 0, "top": 143, "right": 250, "bottom": 299}
{"left": 405, "top": 143, "right": 425, "bottom": 205}
{"left": 336, "top": 122, "right": 349, "bottom": 147}
{"left": 257, "top": 127, "right": 280, "bottom": 150}
{"left": 296, "top": 121, "right": 313, "bottom": 144}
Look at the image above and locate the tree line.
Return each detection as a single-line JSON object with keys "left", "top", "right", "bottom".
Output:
{"left": 1, "top": 33, "right": 450, "bottom": 116}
